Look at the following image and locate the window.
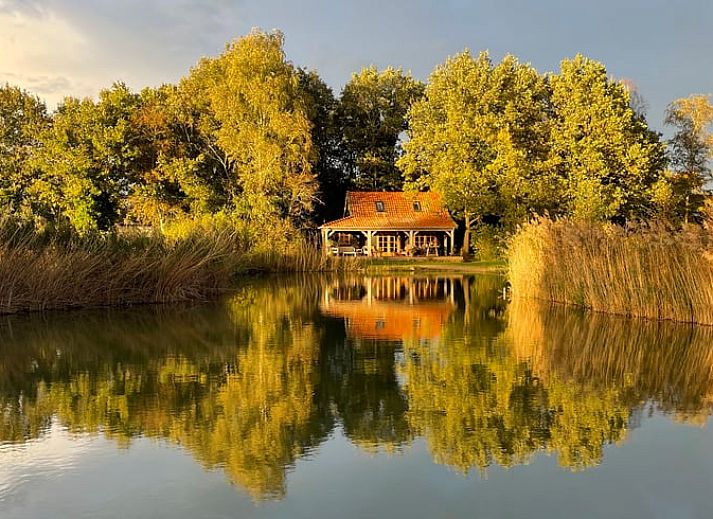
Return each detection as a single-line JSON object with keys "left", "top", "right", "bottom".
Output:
{"left": 375, "top": 201, "right": 385, "bottom": 212}
{"left": 413, "top": 201, "right": 422, "bottom": 212}
{"left": 376, "top": 235, "right": 398, "bottom": 253}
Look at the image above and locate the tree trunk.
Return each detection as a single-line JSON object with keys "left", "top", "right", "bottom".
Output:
{"left": 462, "top": 213, "right": 472, "bottom": 259}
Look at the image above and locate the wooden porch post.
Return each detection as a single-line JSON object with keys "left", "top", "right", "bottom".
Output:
{"left": 322, "top": 228, "right": 329, "bottom": 256}
{"left": 365, "top": 231, "right": 373, "bottom": 257}
{"left": 448, "top": 230, "right": 455, "bottom": 256}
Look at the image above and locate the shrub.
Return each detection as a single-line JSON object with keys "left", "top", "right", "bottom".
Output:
{"left": 472, "top": 224, "right": 503, "bottom": 261}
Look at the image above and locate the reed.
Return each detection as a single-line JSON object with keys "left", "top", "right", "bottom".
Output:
{"left": 0, "top": 218, "right": 357, "bottom": 314}
{"left": 508, "top": 218, "right": 713, "bottom": 325}
{"left": 241, "top": 236, "right": 358, "bottom": 273}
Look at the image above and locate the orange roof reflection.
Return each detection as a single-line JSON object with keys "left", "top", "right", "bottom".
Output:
{"left": 320, "top": 277, "right": 457, "bottom": 341}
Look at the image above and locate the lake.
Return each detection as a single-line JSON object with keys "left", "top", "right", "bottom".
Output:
{"left": 1, "top": 274, "right": 712, "bottom": 518}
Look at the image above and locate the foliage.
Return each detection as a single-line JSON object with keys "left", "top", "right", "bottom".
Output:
{"left": 665, "top": 94, "right": 713, "bottom": 179}
{"left": 400, "top": 52, "right": 668, "bottom": 253}
{"left": 27, "top": 84, "right": 145, "bottom": 232}
{"left": 0, "top": 84, "right": 50, "bottom": 217}
{"left": 205, "top": 29, "right": 318, "bottom": 224}
{"left": 2, "top": 30, "right": 323, "bottom": 235}
{"left": 297, "top": 69, "right": 349, "bottom": 222}
{"left": 339, "top": 66, "right": 424, "bottom": 190}
{"left": 663, "top": 94, "right": 713, "bottom": 222}
{"left": 549, "top": 55, "right": 666, "bottom": 221}
{"left": 0, "top": 28, "right": 709, "bottom": 270}
{"left": 125, "top": 85, "right": 226, "bottom": 227}
{"left": 471, "top": 223, "right": 502, "bottom": 260}
{"left": 399, "top": 51, "right": 554, "bottom": 254}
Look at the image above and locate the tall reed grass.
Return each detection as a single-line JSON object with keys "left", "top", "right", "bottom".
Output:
{"left": 508, "top": 218, "right": 713, "bottom": 325}
{"left": 0, "top": 217, "right": 356, "bottom": 314}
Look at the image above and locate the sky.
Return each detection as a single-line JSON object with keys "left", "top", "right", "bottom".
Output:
{"left": 1, "top": 0, "right": 712, "bottom": 132}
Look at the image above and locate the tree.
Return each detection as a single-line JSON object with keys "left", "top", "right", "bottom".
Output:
{"left": 339, "top": 66, "right": 424, "bottom": 191}
{"left": 205, "top": 29, "right": 317, "bottom": 225}
{"left": 549, "top": 55, "right": 666, "bottom": 221}
{"left": 29, "top": 83, "right": 142, "bottom": 232}
{"left": 620, "top": 79, "right": 649, "bottom": 120}
{"left": 297, "top": 69, "right": 349, "bottom": 222}
{"left": 399, "top": 51, "right": 553, "bottom": 256}
{"left": 664, "top": 94, "right": 713, "bottom": 222}
{"left": 0, "top": 84, "right": 50, "bottom": 217}
{"left": 172, "top": 56, "right": 236, "bottom": 213}
{"left": 126, "top": 85, "right": 228, "bottom": 227}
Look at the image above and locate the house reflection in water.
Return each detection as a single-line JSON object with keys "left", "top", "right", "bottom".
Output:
{"left": 320, "top": 276, "right": 458, "bottom": 341}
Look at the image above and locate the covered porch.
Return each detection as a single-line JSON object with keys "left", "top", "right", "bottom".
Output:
{"left": 321, "top": 229, "right": 456, "bottom": 257}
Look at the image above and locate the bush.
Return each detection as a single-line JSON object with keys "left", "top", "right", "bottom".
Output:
{"left": 472, "top": 224, "right": 503, "bottom": 261}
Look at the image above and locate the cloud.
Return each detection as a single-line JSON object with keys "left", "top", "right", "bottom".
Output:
{"left": 0, "top": 6, "right": 92, "bottom": 105}
{"left": 0, "top": 1, "right": 250, "bottom": 107}
{"left": 0, "top": 0, "right": 47, "bottom": 17}
{"left": 0, "top": 72, "right": 73, "bottom": 95}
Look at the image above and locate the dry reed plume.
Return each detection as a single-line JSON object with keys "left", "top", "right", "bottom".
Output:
{"left": 508, "top": 218, "right": 713, "bottom": 325}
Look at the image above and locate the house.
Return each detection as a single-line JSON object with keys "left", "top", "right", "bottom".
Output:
{"left": 319, "top": 191, "right": 457, "bottom": 256}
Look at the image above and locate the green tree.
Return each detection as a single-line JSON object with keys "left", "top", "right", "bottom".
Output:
{"left": 172, "top": 56, "right": 236, "bottom": 213}
{"left": 339, "top": 66, "right": 424, "bottom": 191}
{"left": 549, "top": 55, "right": 666, "bottom": 221}
{"left": 126, "top": 85, "right": 228, "bottom": 227}
{"left": 29, "top": 83, "right": 141, "bottom": 232}
{"left": 297, "top": 69, "right": 349, "bottom": 222}
{"left": 399, "top": 51, "right": 553, "bottom": 255}
{"left": 664, "top": 94, "right": 713, "bottom": 222}
{"left": 0, "top": 84, "right": 50, "bottom": 217}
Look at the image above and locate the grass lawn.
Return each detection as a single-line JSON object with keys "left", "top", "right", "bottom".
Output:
{"left": 362, "top": 257, "right": 506, "bottom": 274}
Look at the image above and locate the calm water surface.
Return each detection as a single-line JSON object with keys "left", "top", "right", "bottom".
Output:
{"left": 1, "top": 274, "right": 713, "bottom": 518}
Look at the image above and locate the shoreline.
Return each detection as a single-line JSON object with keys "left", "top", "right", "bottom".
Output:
{"left": 363, "top": 258, "right": 506, "bottom": 274}
{"left": 0, "top": 264, "right": 504, "bottom": 318}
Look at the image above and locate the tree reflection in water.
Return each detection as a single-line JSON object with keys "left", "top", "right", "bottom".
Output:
{"left": 0, "top": 274, "right": 711, "bottom": 499}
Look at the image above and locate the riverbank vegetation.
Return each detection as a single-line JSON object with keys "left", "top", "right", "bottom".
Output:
{"left": 1, "top": 27, "right": 712, "bottom": 312}
{"left": 508, "top": 219, "right": 713, "bottom": 324}
{"left": 0, "top": 216, "right": 352, "bottom": 314}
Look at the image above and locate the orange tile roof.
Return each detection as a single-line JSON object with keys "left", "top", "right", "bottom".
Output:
{"left": 320, "top": 191, "right": 457, "bottom": 231}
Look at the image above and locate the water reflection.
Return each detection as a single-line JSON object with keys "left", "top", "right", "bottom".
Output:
{"left": 0, "top": 275, "right": 711, "bottom": 500}
{"left": 320, "top": 276, "right": 456, "bottom": 341}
